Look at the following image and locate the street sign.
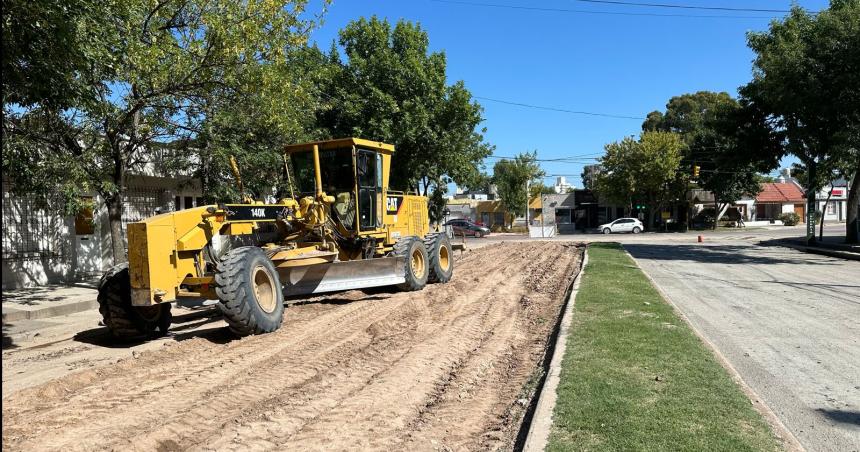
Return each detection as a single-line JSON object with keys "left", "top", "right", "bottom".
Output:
{"left": 806, "top": 208, "right": 816, "bottom": 239}
{"left": 661, "top": 211, "right": 671, "bottom": 220}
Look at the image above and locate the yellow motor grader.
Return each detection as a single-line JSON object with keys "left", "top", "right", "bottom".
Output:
{"left": 98, "top": 138, "right": 453, "bottom": 338}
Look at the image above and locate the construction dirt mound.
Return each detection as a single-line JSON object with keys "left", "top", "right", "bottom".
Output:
{"left": 2, "top": 242, "right": 582, "bottom": 451}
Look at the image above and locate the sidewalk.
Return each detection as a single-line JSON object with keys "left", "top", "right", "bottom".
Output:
{"left": 2, "top": 283, "right": 100, "bottom": 323}
{"left": 771, "top": 235, "right": 860, "bottom": 261}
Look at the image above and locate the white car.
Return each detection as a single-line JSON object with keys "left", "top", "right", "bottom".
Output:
{"left": 599, "top": 218, "right": 644, "bottom": 234}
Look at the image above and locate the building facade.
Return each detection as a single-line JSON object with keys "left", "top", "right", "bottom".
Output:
{"left": 2, "top": 147, "right": 203, "bottom": 289}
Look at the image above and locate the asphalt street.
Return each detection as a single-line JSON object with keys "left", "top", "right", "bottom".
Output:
{"left": 626, "top": 239, "right": 860, "bottom": 452}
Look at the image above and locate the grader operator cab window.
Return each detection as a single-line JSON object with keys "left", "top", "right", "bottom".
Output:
{"left": 290, "top": 147, "right": 381, "bottom": 230}
{"left": 356, "top": 149, "right": 380, "bottom": 230}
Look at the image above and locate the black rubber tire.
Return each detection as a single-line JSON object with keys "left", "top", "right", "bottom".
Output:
{"left": 603, "top": 228, "right": 611, "bottom": 234}
{"left": 394, "top": 237, "right": 429, "bottom": 291}
{"left": 632, "top": 226, "right": 641, "bottom": 234}
{"left": 97, "top": 263, "right": 172, "bottom": 340}
{"left": 475, "top": 230, "right": 483, "bottom": 238}
{"left": 215, "top": 246, "right": 284, "bottom": 336}
{"left": 425, "top": 233, "right": 454, "bottom": 283}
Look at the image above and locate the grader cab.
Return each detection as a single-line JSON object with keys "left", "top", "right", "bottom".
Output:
{"left": 98, "top": 138, "right": 453, "bottom": 339}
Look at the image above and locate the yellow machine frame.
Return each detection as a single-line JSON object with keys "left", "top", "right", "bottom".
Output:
{"left": 127, "top": 138, "right": 429, "bottom": 306}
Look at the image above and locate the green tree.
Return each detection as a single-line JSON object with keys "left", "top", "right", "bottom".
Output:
{"left": 689, "top": 100, "right": 767, "bottom": 229}
{"left": 529, "top": 182, "right": 556, "bottom": 198}
{"left": 2, "top": 0, "right": 116, "bottom": 109}
{"left": 580, "top": 165, "right": 601, "bottom": 191}
{"left": 643, "top": 91, "right": 737, "bottom": 150}
{"left": 492, "top": 152, "right": 544, "bottom": 227}
{"left": 740, "top": 0, "right": 860, "bottom": 243}
{"left": 594, "top": 132, "right": 684, "bottom": 228}
{"left": 316, "top": 16, "right": 493, "bottom": 197}
{"left": 194, "top": 45, "right": 330, "bottom": 203}
{"left": 3, "top": 0, "right": 322, "bottom": 264}
{"left": 593, "top": 138, "right": 637, "bottom": 214}
{"left": 643, "top": 91, "right": 759, "bottom": 225}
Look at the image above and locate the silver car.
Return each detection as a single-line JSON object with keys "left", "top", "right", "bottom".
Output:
{"left": 599, "top": 218, "right": 644, "bottom": 234}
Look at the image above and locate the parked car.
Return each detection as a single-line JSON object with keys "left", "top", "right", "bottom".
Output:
{"left": 445, "top": 219, "right": 491, "bottom": 238}
{"left": 598, "top": 218, "right": 644, "bottom": 234}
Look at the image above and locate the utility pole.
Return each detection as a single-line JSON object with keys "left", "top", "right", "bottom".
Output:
{"left": 525, "top": 179, "right": 530, "bottom": 228}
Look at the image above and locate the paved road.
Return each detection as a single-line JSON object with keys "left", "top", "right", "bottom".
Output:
{"left": 626, "top": 240, "right": 860, "bottom": 452}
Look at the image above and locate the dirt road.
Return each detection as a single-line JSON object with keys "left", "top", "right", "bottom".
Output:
{"left": 2, "top": 242, "right": 581, "bottom": 451}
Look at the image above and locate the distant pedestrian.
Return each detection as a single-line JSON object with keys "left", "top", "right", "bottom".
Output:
{"left": 738, "top": 216, "right": 745, "bottom": 228}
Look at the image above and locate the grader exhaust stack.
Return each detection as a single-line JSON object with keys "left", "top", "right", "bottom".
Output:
{"left": 97, "top": 138, "right": 454, "bottom": 339}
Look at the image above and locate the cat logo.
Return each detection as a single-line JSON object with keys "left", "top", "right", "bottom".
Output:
{"left": 386, "top": 196, "right": 402, "bottom": 214}
{"left": 251, "top": 208, "right": 265, "bottom": 218}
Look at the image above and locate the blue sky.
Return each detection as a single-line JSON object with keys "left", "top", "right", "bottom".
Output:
{"left": 308, "top": 0, "right": 830, "bottom": 188}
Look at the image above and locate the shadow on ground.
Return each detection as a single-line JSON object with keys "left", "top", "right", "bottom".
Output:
{"left": 71, "top": 288, "right": 395, "bottom": 348}
{"left": 2, "top": 282, "right": 99, "bottom": 306}
{"left": 73, "top": 308, "right": 231, "bottom": 348}
{"left": 2, "top": 321, "right": 17, "bottom": 350}
{"left": 817, "top": 409, "right": 860, "bottom": 427}
{"left": 624, "top": 243, "right": 840, "bottom": 266}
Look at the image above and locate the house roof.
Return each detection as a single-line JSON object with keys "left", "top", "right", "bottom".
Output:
{"left": 756, "top": 182, "right": 805, "bottom": 203}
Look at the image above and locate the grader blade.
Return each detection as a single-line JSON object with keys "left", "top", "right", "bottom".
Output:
{"left": 280, "top": 256, "right": 407, "bottom": 297}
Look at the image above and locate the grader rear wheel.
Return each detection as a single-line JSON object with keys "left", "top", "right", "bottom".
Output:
{"left": 425, "top": 233, "right": 454, "bottom": 283}
{"left": 215, "top": 246, "right": 285, "bottom": 336}
{"left": 98, "top": 263, "right": 172, "bottom": 340}
{"left": 394, "top": 237, "right": 429, "bottom": 291}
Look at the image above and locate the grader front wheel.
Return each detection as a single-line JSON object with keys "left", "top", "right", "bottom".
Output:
{"left": 215, "top": 246, "right": 285, "bottom": 336}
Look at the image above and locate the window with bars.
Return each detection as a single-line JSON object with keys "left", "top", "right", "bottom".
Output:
{"left": 1, "top": 190, "right": 67, "bottom": 260}
{"left": 122, "top": 188, "right": 163, "bottom": 226}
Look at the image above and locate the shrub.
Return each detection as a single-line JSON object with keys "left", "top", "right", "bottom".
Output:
{"left": 778, "top": 212, "right": 801, "bottom": 226}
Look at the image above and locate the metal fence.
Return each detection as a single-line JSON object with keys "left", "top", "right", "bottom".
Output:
{"left": 1, "top": 189, "right": 67, "bottom": 261}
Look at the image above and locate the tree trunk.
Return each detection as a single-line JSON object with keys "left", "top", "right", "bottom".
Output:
{"left": 819, "top": 186, "right": 833, "bottom": 241}
{"left": 847, "top": 173, "right": 859, "bottom": 244}
{"left": 713, "top": 198, "right": 719, "bottom": 230}
{"left": 106, "top": 196, "right": 127, "bottom": 265}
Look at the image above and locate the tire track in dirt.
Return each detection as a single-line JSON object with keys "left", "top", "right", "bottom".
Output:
{"left": 2, "top": 242, "right": 582, "bottom": 452}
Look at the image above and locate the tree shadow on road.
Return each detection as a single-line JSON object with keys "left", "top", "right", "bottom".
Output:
{"left": 816, "top": 408, "right": 860, "bottom": 427}
{"left": 624, "top": 243, "right": 840, "bottom": 266}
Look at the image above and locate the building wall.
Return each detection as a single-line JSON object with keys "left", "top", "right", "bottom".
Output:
{"left": 2, "top": 176, "right": 202, "bottom": 289}
{"left": 1, "top": 188, "right": 76, "bottom": 288}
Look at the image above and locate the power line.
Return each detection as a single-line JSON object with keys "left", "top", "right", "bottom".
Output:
{"left": 430, "top": 0, "right": 780, "bottom": 19}
{"left": 476, "top": 96, "right": 646, "bottom": 120}
{"left": 570, "top": 0, "right": 791, "bottom": 14}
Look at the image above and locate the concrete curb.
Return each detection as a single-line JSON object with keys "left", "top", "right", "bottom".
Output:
{"left": 2, "top": 300, "right": 100, "bottom": 323}
{"left": 522, "top": 248, "right": 588, "bottom": 452}
{"left": 768, "top": 240, "right": 860, "bottom": 261}
{"left": 622, "top": 245, "right": 806, "bottom": 452}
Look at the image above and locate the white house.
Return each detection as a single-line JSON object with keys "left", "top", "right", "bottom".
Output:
{"left": 816, "top": 179, "right": 849, "bottom": 222}
{"left": 2, "top": 145, "right": 203, "bottom": 289}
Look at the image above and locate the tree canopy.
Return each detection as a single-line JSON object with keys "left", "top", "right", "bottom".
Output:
{"left": 3, "top": 0, "right": 323, "bottom": 262}
{"left": 739, "top": 0, "right": 860, "bottom": 241}
{"left": 492, "top": 152, "right": 544, "bottom": 226}
{"left": 594, "top": 132, "right": 684, "bottom": 227}
{"left": 316, "top": 16, "right": 493, "bottom": 196}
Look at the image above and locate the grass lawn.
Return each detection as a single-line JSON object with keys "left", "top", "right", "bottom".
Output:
{"left": 547, "top": 242, "right": 780, "bottom": 452}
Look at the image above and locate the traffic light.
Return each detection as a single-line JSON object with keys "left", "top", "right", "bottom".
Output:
{"left": 693, "top": 165, "right": 700, "bottom": 178}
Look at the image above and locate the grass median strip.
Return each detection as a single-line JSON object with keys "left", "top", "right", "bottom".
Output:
{"left": 547, "top": 242, "right": 779, "bottom": 451}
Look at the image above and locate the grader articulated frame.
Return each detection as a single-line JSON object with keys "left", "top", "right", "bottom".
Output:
{"left": 98, "top": 138, "right": 453, "bottom": 339}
